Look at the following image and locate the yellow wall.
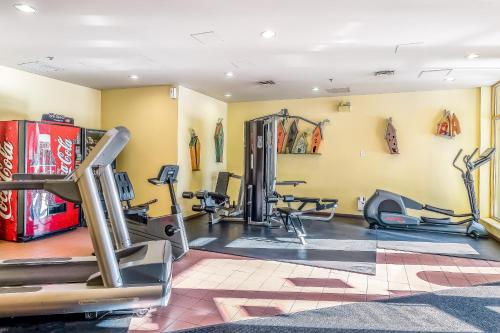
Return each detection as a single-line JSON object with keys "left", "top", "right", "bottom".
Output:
{"left": 101, "top": 86, "right": 178, "bottom": 216}
{"left": 177, "top": 86, "right": 228, "bottom": 215}
{"left": 228, "top": 89, "right": 482, "bottom": 215}
{"left": 0, "top": 65, "right": 100, "bottom": 128}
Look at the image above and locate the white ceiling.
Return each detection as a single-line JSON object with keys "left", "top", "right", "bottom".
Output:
{"left": 1, "top": 0, "right": 500, "bottom": 101}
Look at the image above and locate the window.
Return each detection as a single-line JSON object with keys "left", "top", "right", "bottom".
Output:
{"left": 493, "top": 83, "right": 500, "bottom": 219}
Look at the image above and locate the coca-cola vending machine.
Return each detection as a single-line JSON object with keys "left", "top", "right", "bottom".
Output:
{"left": 0, "top": 120, "right": 80, "bottom": 241}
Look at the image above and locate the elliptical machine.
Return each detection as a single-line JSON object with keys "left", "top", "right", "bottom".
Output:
{"left": 364, "top": 147, "right": 495, "bottom": 238}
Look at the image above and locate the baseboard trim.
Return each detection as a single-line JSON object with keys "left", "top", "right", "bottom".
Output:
{"left": 184, "top": 211, "right": 364, "bottom": 221}
{"left": 336, "top": 213, "right": 364, "bottom": 219}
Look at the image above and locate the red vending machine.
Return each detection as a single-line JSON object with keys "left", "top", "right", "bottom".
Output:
{"left": 0, "top": 120, "right": 80, "bottom": 241}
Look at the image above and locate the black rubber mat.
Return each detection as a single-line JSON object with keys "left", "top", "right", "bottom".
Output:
{"left": 181, "top": 283, "right": 500, "bottom": 333}
{"left": 375, "top": 227, "right": 500, "bottom": 261}
{"left": 185, "top": 214, "right": 500, "bottom": 276}
{"left": 185, "top": 215, "right": 378, "bottom": 275}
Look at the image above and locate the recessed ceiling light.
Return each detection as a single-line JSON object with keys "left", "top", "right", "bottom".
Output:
{"left": 224, "top": 93, "right": 232, "bottom": 98}
{"left": 129, "top": 74, "right": 139, "bottom": 80}
{"left": 13, "top": 3, "right": 36, "bottom": 13}
{"left": 225, "top": 71, "right": 234, "bottom": 77}
{"left": 445, "top": 77, "right": 456, "bottom": 82}
{"left": 312, "top": 87, "right": 320, "bottom": 92}
{"left": 466, "top": 53, "right": 480, "bottom": 59}
{"left": 261, "top": 30, "right": 276, "bottom": 39}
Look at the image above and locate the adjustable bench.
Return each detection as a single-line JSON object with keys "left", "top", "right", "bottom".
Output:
{"left": 182, "top": 171, "right": 243, "bottom": 224}
{"left": 276, "top": 196, "right": 338, "bottom": 245}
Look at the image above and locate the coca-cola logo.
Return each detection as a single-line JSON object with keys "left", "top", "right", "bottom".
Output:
{"left": 57, "top": 137, "right": 73, "bottom": 174}
{"left": 0, "top": 141, "right": 14, "bottom": 220}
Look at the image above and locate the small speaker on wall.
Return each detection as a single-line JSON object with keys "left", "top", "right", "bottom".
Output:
{"left": 170, "top": 87, "right": 177, "bottom": 99}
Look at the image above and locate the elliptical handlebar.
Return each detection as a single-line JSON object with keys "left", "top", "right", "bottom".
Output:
{"left": 464, "top": 148, "right": 479, "bottom": 165}
{"left": 453, "top": 147, "right": 495, "bottom": 174}
{"left": 452, "top": 149, "right": 465, "bottom": 175}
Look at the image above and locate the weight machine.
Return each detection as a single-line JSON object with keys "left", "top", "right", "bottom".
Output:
{"left": 243, "top": 109, "right": 338, "bottom": 244}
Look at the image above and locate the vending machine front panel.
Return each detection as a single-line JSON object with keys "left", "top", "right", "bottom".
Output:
{"left": 23, "top": 122, "right": 80, "bottom": 239}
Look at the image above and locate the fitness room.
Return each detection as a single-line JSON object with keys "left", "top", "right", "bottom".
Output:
{"left": 0, "top": 1, "right": 500, "bottom": 332}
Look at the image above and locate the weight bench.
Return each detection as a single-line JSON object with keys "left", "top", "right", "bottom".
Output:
{"left": 182, "top": 190, "right": 229, "bottom": 223}
{"left": 276, "top": 196, "right": 338, "bottom": 245}
{"left": 182, "top": 171, "right": 243, "bottom": 224}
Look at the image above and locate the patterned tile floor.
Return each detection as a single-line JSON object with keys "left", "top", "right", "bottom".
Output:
{"left": 128, "top": 248, "right": 500, "bottom": 332}
{"left": 0, "top": 228, "right": 499, "bottom": 332}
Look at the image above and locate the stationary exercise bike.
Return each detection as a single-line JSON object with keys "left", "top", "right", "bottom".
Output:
{"left": 114, "top": 165, "right": 189, "bottom": 259}
{"left": 364, "top": 147, "right": 495, "bottom": 238}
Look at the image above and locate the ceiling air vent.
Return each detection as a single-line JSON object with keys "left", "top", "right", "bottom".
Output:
{"left": 325, "top": 87, "right": 350, "bottom": 94}
{"left": 257, "top": 80, "right": 276, "bottom": 86}
{"left": 418, "top": 68, "right": 452, "bottom": 78}
{"left": 374, "top": 70, "right": 395, "bottom": 77}
{"left": 17, "top": 60, "right": 63, "bottom": 73}
{"left": 190, "top": 31, "right": 223, "bottom": 45}
{"left": 325, "top": 78, "right": 350, "bottom": 94}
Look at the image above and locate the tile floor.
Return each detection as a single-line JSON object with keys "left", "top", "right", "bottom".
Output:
{"left": 0, "top": 228, "right": 499, "bottom": 333}
{"left": 129, "top": 248, "right": 500, "bottom": 332}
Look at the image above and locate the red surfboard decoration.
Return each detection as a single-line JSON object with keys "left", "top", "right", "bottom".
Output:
{"left": 311, "top": 125, "right": 322, "bottom": 154}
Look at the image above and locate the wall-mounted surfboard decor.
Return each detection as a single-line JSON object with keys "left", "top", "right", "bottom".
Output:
{"left": 385, "top": 117, "right": 399, "bottom": 154}
{"left": 189, "top": 129, "right": 201, "bottom": 171}
{"left": 436, "top": 109, "right": 461, "bottom": 138}
{"left": 214, "top": 118, "right": 224, "bottom": 163}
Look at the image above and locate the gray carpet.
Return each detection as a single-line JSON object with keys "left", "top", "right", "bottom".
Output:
{"left": 0, "top": 313, "right": 130, "bottom": 332}
{"left": 181, "top": 283, "right": 500, "bottom": 333}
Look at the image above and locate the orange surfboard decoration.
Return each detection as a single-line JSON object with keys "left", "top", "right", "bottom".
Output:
{"left": 451, "top": 113, "right": 461, "bottom": 136}
{"left": 311, "top": 125, "right": 322, "bottom": 154}
{"left": 277, "top": 119, "right": 286, "bottom": 153}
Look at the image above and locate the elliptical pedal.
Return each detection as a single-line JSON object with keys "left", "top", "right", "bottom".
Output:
{"left": 421, "top": 216, "right": 452, "bottom": 224}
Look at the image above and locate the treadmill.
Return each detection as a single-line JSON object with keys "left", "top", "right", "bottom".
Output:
{"left": 0, "top": 127, "right": 173, "bottom": 318}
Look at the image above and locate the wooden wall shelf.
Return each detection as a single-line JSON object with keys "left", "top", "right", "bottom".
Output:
{"left": 278, "top": 153, "right": 321, "bottom": 155}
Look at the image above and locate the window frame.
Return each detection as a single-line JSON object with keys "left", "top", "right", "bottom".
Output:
{"left": 492, "top": 82, "right": 500, "bottom": 220}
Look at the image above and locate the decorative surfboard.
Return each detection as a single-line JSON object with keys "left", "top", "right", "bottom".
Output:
{"left": 284, "top": 119, "right": 298, "bottom": 153}
{"left": 310, "top": 125, "right": 322, "bottom": 154}
{"left": 436, "top": 110, "right": 461, "bottom": 138}
{"left": 437, "top": 110, "right": 451, "bottom": 137}
{"left": 214, "top": 119, "right": 224, "bottom": 163}
{"left": 189, "top": 129, "right": 201, "bottom": 170}
{"left": 385, "top": 117, "right": 399, "bottom": 154}
{"left": 310, "top": 119, "right": 329, "bottom": 154}
{"left": 277, "top": 118, "right": 287, "bottom": 153}
{"left": 451, "top": 113, "right": 461, "bottom": 137}
{"left": 292, "top": 132, "right": 309, "bottom": 154}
